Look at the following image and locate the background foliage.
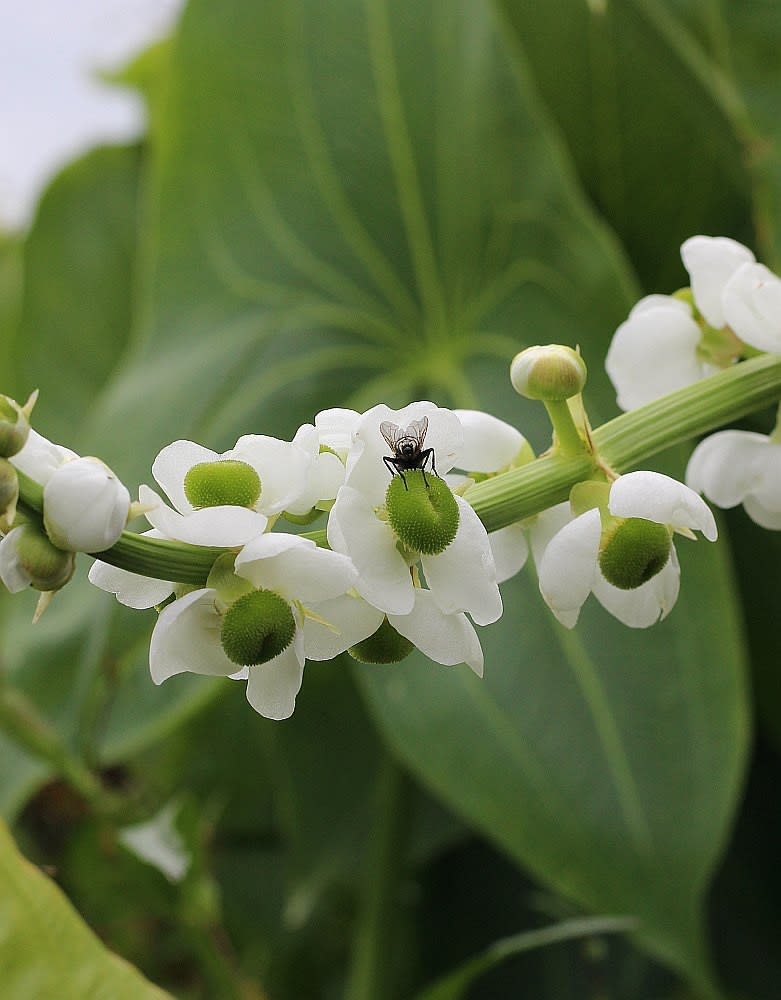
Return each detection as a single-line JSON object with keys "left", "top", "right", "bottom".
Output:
{"left": 0, "top": 1, "right": 780, "bottom": 998}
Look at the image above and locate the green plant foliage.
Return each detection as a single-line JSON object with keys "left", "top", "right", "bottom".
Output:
{"left": 0, "top": 817, "right": 173, "bottom": 999}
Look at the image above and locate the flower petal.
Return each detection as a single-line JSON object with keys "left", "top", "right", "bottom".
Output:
{"left": 529, "top": 501, "right": 573, "bottom": 568}
{"left": 389, "top": 589, "right": 484, "bottom": 677}
{"left": 314, "top": 407, "right": 361, "bottom": 456}
{"left": 245, "top": 625, "right": 305, "bottom": 720}
{"left": 686, "top": 430, "right": 772, "bottom": 508}
{"left": 236, "top": 532, "right": 357, "bottom": 602}
{"left": 488, "top": 523, "right": 529, "bottom": 583}
{"left": 89, "top": 550, "right": 174, "bottom": 609}
{"left": 722, "top": 261, "right": 781, "bottom": 353}
{"left": 680, "top": 235, "right": 755, "bottom": 328}
{"left": 592, "top": 547, "right": 681, "bottom": 628}
{"left": 608, "top": 471, "right": 717, "bottom": 540}
{"left": 453, "top": 409, "right": 525, "bottom": 473}
{"left": 605, "top": 296, "right": 704, "bottom": 410}
{"left": 140, "top": 484, "right": 268, "bottom": 546}
{"left": 537, "top": 508, "right": 602, "bottom": 629}
{"left": 149, "top": 589, "right": 235, "bottom": 683}
{"left": 10, "top": 428, "right": 77, "bottom": 485}
{"left": 422, "top": 496, "right": 502, "bottom": 625}
{"left": 303, "top": 594, "right": 384, "bottom": 660}
{"left": 327, "top": 486, "right": 414, "bottom": 614}
{"left": 152, "top": 440, "right": 219, "bottom": 515}
{"left": 228, "top": 434, "right": 311, "bottom": 514}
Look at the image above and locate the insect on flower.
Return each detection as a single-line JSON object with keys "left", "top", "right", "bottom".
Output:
{"left": 380, "top": 416, "right": 437, "bottom": 489}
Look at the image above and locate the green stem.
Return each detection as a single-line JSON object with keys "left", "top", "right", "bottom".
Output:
{"left": 0, "top": 676, "right": 121, "bottom": 816}
{"left": 345, "top": 755, "right": 411, "bottom": 1000}
{"left": 12, "top": 353, "right": 781, "bottom": 580}
{"left": 544, "top": 398, "right": 589, "bottom": 458}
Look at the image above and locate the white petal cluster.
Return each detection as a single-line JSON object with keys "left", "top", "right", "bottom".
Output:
{"left": 687, "top": 430, "right": 781, "bottom": 530}
{"left": 606, "top": 235, "right": 781, "bottom": 412}
{"left": 535, "top": 472, "right": 716, "bottom": 629}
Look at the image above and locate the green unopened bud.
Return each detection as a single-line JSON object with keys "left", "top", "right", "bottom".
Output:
{"left": 510, "top": 345, "right": 587, "bottom": 401}
{"left": 0, "top": 458, "right": 19, "bottom": 531}
{"left": 385, "top": 471, "right": 459, "bottom": 555}
{"left": 0, "top": 390, "right": 36, "bottom": 458}
{"left": 184, "top": 460, "right": 261, "bottom": 509}
{"left": 348, "top": 617, "right": 414, "bottom": 664}
{"left": 220, "top": 589, "right": 296, "bottom": 667}
{"left": 598, "top": 517, "right": 671, "bottom": 590}
{"left": 0, "top": 524, "right": 75, "bottom": 593}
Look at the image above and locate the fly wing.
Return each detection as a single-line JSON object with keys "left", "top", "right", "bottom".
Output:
{"left": 405, "top": 415, "right": 429, "bottom": 446}
{"left": 380, "top": 421, "right": 402, "bottom": 450}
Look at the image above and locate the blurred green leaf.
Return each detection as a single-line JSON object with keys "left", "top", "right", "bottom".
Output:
{"left": 0, "top": 817, "right": 174, "bottom": 999}
{"left": 498, "top": 0, "right": 754, "bottom": 290}
{"left": 414, "top": 915, "right": 636, "bottom": 1000}
{"left": 11, "top": 145, "right": 141, "bottom": 435}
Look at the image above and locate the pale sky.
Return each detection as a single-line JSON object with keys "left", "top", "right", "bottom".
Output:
{"left": 0, "top": 0, "right": 184, "bottom": 231}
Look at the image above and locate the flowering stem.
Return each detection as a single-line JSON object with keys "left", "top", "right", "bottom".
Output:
{"left": 10, "top": 353, "right": 781, "bottom": 581}
{"left": 543, "top": 398, "right": 589, "bottom": 458}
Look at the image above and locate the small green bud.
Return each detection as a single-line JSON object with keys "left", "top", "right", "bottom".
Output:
{"left": 510, "top": 345, "right": 587, "bottom": 401}
{"left": 0, "top": 391, "right": 36, "bottom": 458}
{"left": 0, "top": 523, "right": 75, "bottom": 592}
{"left": 0, "top": 458, "right": 19, "bottom": 531}
{"left": 598, "top": 517, "right": 671, "bottom": 590}
{"left": 348, "top": 617, "right": 414, "bottom": 664}
{"left": 183, "top": 460, "right": 261, "bottom": 509}
{"left": 220, "top": 589, "right": 296, "bottom": 667}
{"left": 385, "top": 470, "right": 459, "bottom": 556}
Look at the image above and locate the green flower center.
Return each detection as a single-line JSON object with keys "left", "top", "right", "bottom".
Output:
{"left": 184, "top": 460, "right": 261, "bottom": 509}
{"left": 385, "top": 470, "right": 459, "bottom": 556}
{"left": 220, "top": 589, "right": 296, "bottom": 666}
{"left": 598, "top": 517, "right": 671, "bottom": 590}
{"left": 348, "top": 617, "right": 414, "bottom": 664}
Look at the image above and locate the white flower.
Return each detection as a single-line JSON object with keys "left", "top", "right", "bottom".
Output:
{"left": 537, "top": 472, "right": 717, "bottom": 628}
{"left": 282, "top": 423, "right": 346, "bottom": 516}
{"left": 88, "top": 530, "right": 175, "bottom": 608}
{"left": 43, "top": 456, "right": 130, "bottom": 552}
{"left": 150, "top": 534, "right": 362, "bottom": 720}
{"left": 681, "top": 235, "right": 755, "bottom": 328}
{"left": 9, "top": 428, "right": 77, "bottom": 482}
{"left": 141, "top": 440, "right": 269, "bottom": 546}
{"left": 686, "top": 430, "right": 781, "bottom": 530}
{"left": 722, "top": 263, "right": 781, "bottom": 354}
{"left": 605, "top": 295, "right": 714, "bottom": 410}
{"left": 314, "top": 408, "right": 362, "bottom": 458}
{"left": 328, "top": 402, "right": 502, "bottom": 625}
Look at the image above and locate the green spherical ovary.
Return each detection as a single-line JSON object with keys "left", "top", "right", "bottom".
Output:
{"left": 220, "top": 589, "right": 296, "bottom": 666}
{"left": 349, "top": 617, "right": 415, "bottom": 664}
{"left": 385, "top": 471, "right": 459, "bottom": 555}
{"left": 598, "top": 517, "right": 671, "bottom": 590}
{"left": 184, "top": 460, "right": 261, "bottom": 509}
{"left": 18, "top": 525, "right": 75, "bottom": 591}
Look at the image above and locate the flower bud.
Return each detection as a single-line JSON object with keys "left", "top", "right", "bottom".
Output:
{"left": 0, "top": 458, "right": 19, "bottom": 531}
{"left": 0, "top": 524, "right": 75, "bottom": 593}
{"left": 598, "top": 517, "right": 672, "bottom": 590}
{"left": 220, "top": 589, "right": 297, "bottom": 666}
{"left": 348, "top": 617, "right": 414, "bottom": 663}
{"left": 510, "top": 345, "right": 587, "bottom": 400}
{"left": 183, "top": 459, "right": 262, "bottom": 509}
{"left": 0, "top": 391, "right": 36, "bottom": 459}
{"left": 43, "top": 457, "right": 131, "bottom": 552}
{"left": 385, "top": 471, "right": 459, "bottom": 555}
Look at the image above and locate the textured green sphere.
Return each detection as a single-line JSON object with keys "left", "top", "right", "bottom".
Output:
{"left": 385, "top": 471, "right": 459, "bottom": 555}
{"left": 348, "top": 617, "right": 414, "bottom": 664}
{"left": 220, "top": 589, "right": 296, "bottom": 666}
{"left": 184, "top": 460, "right": 261, "bottom": 509}
{"left": 598, "top": 517, "right": 671, "bottom": 590}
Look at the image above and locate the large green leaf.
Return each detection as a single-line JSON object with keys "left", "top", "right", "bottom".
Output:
{"left": 0, "top": 818, "right": 173, "bottom": 999}
{"left": 498, "top": 0, "right": 754, "bottom": 290}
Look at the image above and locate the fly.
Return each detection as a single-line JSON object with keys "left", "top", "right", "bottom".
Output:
{"left": 380, "top": 416, "right": 437, "bottom": 489}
